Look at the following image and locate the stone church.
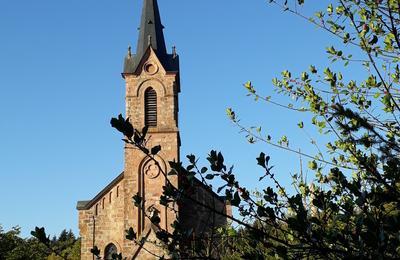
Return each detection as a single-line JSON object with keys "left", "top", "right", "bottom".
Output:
{"left": 77, "top": 0, "right": 231, "bottom": 259}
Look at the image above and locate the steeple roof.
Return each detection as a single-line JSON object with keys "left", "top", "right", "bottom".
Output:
{"left": 123, "top": 0, "right": 179, "bottom": 75}
{"left": 136, "top": 0, "right": 167, "bottom": 59}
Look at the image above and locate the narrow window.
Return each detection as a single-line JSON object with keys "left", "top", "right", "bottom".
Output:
{"left": 145, "top": 88, "right": 157, "bottom": 127}
{"left": 109, "top": 192, "right": 112, "bottom": 203}
{"left": 117, "top": 186, "right": 119, "bottom": 197}
{"left": 102, "top": 198, "right": 105, "bottom": 209}
{"left": 95, "top": 204, "right": 98, "bottom": 216}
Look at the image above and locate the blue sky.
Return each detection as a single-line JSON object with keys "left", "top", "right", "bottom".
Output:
{"left": 0, "top": 0, "right": 341, "bottom": 237}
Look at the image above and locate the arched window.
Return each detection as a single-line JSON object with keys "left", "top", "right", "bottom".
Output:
{"left": 104, "top": 243, "right": 118, "bottom": 260}
{"left": 145, "top": 87, "right": 157, "bottom": 127}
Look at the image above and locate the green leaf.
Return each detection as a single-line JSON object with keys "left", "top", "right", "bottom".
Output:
{"left": 315, "top": 11, "right": 323, "bottom": 19}
{"left": 327, "top": 4, "right": 333, "bottom": 14}
{"left": 369, "top": 35, "right": 378, "bottom": 45}
{"left": 257, "top": 206, "right": 267, "bottom": 217}
{"left": 230, "top": 191, "right": 241, "bottom": 207}
{"left": 207, "top": 150, "right": 226, "bottom": 172}
{"left": 256, "top": 152, "right": 266, "bottom": 168}
{"left": 110, "top": 114, "right": 134, "bottom": 138}
{"left": 151, "top": 145, "right": 161, "bottom": 155}
{"left": 309, "top": 65, "right": 318, "bottom": 74}
{"left": 150, "top": 214, "right": 161, "bottom": 225}
{"left": 205, "top": 174, "right": 215, "bottom": 180}
{"left": 226, "top": 108, "right": 236, "bottom": 121}
{"left": 132, "top": 193, "right": 142, "bottom": 207}
{"left": 217, "top": 184, "right": 227, "bottom": 193}
{"left": 90, "top": 246, "right": 101, "bottom": 257}
{"left": 308, "top": 160, "right": 318, "bottom": 170}
{"left": 31, "top": 227, "right": 50, "bottom": 245}
{"left": 141, "top": 126, "right": 149, "bottom": 137}
{"left": 125, "top": 228, "right": 137, "bottom": 241}
{"left": 187, "top": 154, "right": 196, "bottom": 164}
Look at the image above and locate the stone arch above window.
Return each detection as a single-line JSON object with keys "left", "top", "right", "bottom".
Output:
{"left": 135, "top": 78, "right": 166, "bottom": 97}
{"left": 145, "top": 87, "right": 157, "bottom": 127}
{"left": 104, "top": 243, "right": 118, "bottom": 260}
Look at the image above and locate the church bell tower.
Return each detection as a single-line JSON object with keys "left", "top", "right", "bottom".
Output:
{"left": 77, "top": 2, "right": 230, "bottom": 259}
{"left": 122, "top": 0, "right": 180, "bottom": 253}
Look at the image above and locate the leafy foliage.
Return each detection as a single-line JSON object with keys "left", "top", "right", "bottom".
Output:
{"left": 1, "top": 226, "right": 79, "bottom": 260}
{"left": 103, "top": 0, "right": 400, "bottom": 259}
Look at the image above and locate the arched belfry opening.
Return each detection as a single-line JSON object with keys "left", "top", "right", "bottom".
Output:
{"left": 145, "top": 87, "right": 157, "bottom": 127}
{"left": 104, "top": 243, "right": 118, "bottom": 260}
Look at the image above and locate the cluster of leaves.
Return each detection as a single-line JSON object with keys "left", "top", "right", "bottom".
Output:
{"left": 47, "top": 230, "right": 80, "bottom": 260}
{"left": 108, "top": 116, "right": 238, "bottom": 259}
{"left": 227, "top": 0, "right": 400, "bottom": 259}
{"left": 0, "top": 226, "right": 47, "bottom": 260}
{"left": 110, "top": 1, "right": 400, "bottom": 259}
{"left": 104, "top": 1, "right": 400, "bottom": 258}
{"left": 30, "top": 227, "right": 80, "bottom": 260}
{"left": 0, "top": 225, "right": 80, "bottom": 260}
{"left": 108, "top": 114, "right": 339, "bottom": 258}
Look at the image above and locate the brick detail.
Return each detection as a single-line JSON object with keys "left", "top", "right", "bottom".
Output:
{"left": 79, "top": 181, "right": 125, "bottom": 260}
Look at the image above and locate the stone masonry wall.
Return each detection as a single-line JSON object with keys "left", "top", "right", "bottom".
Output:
{"left": 180, "top": 183, "right": 231, "bottom": 236}
{"left": 79, "top": 180, "right": 125, "bottom": 260}
{"left": 122, "top": 49, "right": 180, "bottom": 259}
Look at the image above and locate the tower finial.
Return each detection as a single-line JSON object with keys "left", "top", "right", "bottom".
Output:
{"left": 172, "top": 46, "right": 177, "bottom": 59}
{"left": 128, "top": 45, "right": 132, "bottom": 58}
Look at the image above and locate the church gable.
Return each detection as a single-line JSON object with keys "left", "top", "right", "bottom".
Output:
{"left": 133, "top": 47, "right": 169, "bottom": 77}
{"left": 77, "top": 172, "right": 124, "bottom": 211}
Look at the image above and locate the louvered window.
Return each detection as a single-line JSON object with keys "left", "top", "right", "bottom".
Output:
{"left": 145, "top": 88, "right": 157, "bottom": 127}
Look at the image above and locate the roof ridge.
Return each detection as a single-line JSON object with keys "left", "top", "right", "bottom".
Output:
{"left": 76, "top": 172, "right": 124, "bottom": 210}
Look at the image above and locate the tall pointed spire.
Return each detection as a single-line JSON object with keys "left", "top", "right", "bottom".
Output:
{"left": 136, "top": 0, "right": 167, "bottom": 60}
{"left": 123, "top": 0, "right": 179, "bottom": 75}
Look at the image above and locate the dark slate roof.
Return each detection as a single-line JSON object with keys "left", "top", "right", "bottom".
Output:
{"left": 76, "top": 172, "right": 124, "bottom": 210}
{"left": 137, "top": 0, "right": 166, "bottom": 60}
{"left": 76, "top": 201, "right": 91, "bottom": 210}
{"left": 123, "top": 0, "right": 179, "bottom": 74}
{"left": 123, "top": 51, "right": 179, "bottom": 75}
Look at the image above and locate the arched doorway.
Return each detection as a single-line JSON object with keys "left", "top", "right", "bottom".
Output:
{"left": 104, "top": 243, "right": 118, "bottom": 260}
